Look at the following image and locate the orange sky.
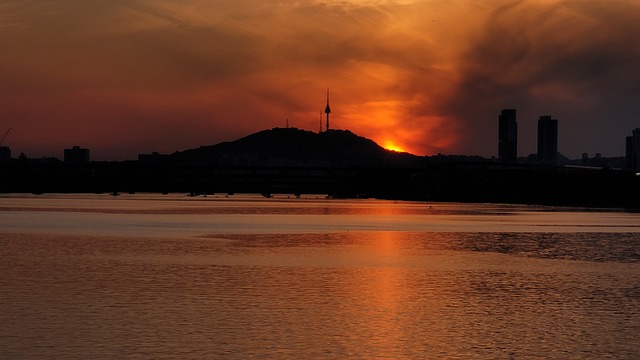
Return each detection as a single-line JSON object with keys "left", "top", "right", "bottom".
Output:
{"left": 1, "top": 0, "right": 639, "bottom": 160}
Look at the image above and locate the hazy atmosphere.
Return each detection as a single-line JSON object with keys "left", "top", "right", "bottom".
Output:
{"left": 1, "top": 0, "right": 639, "bottom": 160}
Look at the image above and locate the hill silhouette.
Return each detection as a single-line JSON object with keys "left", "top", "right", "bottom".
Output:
{"left": 169, "top": 127, "right": 423, "bottom": 166}
{"left": 2, "top": 127, "right": 639, "bottom": 208}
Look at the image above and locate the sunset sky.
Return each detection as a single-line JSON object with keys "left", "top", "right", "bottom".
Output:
{"left": 1, "top": 0, "right": 639, "bottom": 160}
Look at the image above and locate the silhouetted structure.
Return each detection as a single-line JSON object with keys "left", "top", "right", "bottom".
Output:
{"left": 64, "top": 146, "right": 90, "bottom": 164}
{"left": 537, "top": 116, "right": 558, "bottom": 164}
{"left": 0, "top": 146, "right": 10, "bottom": 162}
{"left": 581, "top": 153, "right": 589, "bottom": 165}
{"left": 626, "top": 128, "right": 640, "bottom": 170}
{"left": 138, "top": 152, "right": 169, "bottom": 164}
{"left": 2, "top": 127, "right": 639, "bottom": 209}
{"left": 324, "top": 88, "right": 331, "bottom": 131}
{"left": 498, "top": 109, "right": 517, "bottom": 162}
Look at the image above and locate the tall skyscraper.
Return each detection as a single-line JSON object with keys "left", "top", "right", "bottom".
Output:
{"left": 498, "top": 109, "right": 517, "bottom": 162}
{"left": 626, "top": 128, "right": 640, "bottom": 170}
{"left": 537, "top": 116, "right": 558, "bottom": 164}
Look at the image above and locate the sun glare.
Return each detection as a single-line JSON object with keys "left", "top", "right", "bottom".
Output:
{"left": 383, "top": 140, "right": 405, "bottom": 153}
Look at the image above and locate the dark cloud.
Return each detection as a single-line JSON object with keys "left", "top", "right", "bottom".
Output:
{"left": 0, "top": 0, "right": 638, "bottom": 159}
{"left": 440, "top": 0, "right": 640, "bottom": 157}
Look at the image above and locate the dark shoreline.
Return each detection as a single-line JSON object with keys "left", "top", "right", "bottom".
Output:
{"left": 2, "top": 161, "right": 639, "bottom": 210}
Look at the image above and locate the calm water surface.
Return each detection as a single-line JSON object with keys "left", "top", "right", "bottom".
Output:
{"left": 1, "top": 194, "right": 639, "bottom": 359}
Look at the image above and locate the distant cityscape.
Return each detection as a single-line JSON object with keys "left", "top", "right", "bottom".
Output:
{"left": 1, "top": 108, "right": 639, "bottom": 170}
{"left": 498, "top": 109, "right": 640, "bottom": 170}
{"left": 2, "top": 114, "right": 639, "bottom": 208}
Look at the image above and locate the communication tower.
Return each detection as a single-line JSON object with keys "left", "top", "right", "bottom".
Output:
{"left": 324, "top": 88, "right": 331, "bottom": 131}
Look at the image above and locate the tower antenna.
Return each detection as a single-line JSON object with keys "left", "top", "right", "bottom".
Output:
{"left": 324, "top": 88, "right": 331, "bottom": 131}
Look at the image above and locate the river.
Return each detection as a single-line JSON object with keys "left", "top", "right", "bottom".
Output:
{"left": 1, "top": 193, "right": 639, "bottom": 359}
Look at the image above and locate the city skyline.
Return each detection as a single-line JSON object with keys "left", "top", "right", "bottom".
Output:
{"left": 3, "top": 118, "right": 636, "bottom": 166}
{"left": 1, "top": 0, "right": 640, "bottom": 160}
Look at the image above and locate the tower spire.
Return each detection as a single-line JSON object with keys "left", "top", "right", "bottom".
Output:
{"left": 324, "top": 88, "right": 331, "bottom": 131}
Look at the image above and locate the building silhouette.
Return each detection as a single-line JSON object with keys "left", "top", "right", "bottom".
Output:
{"left": 138, "top": 151, "right": 169, "bottom": 164}
{"left": 0, "top": 146, "right": 10, "bottom": 162}
{"left": 626, "top": 128, "right": 640, "bottom": 170}
{"left": 537, "top": 116, "right": 558, "bottom": 164}
{"left": 498, "top": 109, "right": 517, "bottom": 162}
{"left": 64, "top": 146, "right": 90, "bottom": 164}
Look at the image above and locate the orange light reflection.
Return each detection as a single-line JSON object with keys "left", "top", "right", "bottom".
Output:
{"left": 343, "top": 231, "right": 408, "bottom": 353}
